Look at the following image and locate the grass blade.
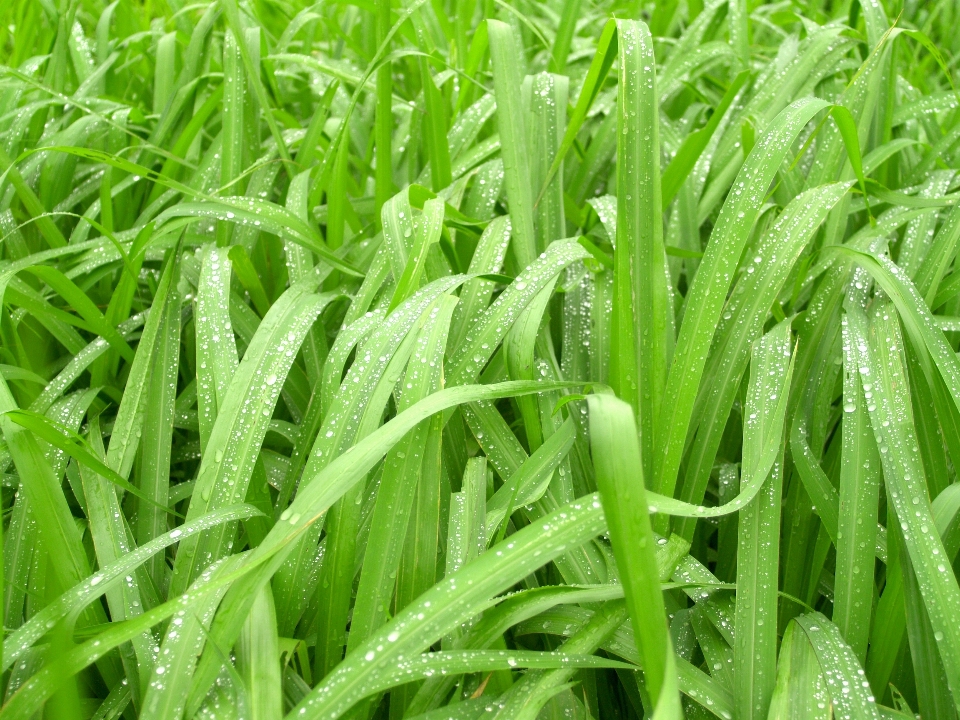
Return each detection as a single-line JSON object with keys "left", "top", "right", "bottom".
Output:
{"left": 488, "top": 19, "right": 536, "bottom": 270}
{"left": 657, "top": 97, "right": 828, "bottom": 502}
{"left": 613, "top": 20, "right": 668, "bottom": 490}
{"left": 588, "top": 393, "right": 672, "bottom": 706}
{"left": 735, "top": 320, "right": 794, "bottom": 720}
{"left": 834, "top": 303, "right": 882, "bottom": 663}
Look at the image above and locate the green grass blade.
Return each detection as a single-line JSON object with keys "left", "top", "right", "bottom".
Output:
{"left": 613, "top": 20, "right": 667, "bottom": 490}
{"left": 4, "top": 409, "right": 177, "bottom": 515}
{"left": 735, "top": 319, "right": 794, "bottom": 720}
{"left": 488, "top": 19, "right": 536, "bottom": 270}
{"left": 348, "top": 295, "right": 456, "bottom": 652}
{"left": 195, "top": 245, "right": 239, "bottom": 450}
{"left": 103, "top": 244, "right": 179, "bottom": 481}
{"left": 375, "top": 0, "right": 394, "bottom": 222}
{"left": 657, "top": 97, "right": 829, "bottom": 502}
{"left": 529, "top": 72, "right": 567, "bottom": 256}
{"left": 660, "top": 71, "right": 749, "bottom": 210}
{"left": 767, "top": 620, "right": 832, "bottom": 720}
{"left": 170, "top": 283, "right": 336, "bottom": 594}
{"left": 901, "top": 541, "right": 959, "bottom": 720}
{"left": 793, "top": 613, "right": 881, "bottom": 719}
{"left": 187, "top": 380, "right": 575, "bottom": 709}
{"left": 676, "top": 182, "right": 850, "bottom": 539}
{"left": 294, "top": 493, "right": 606, "bottom": 719}
{"left": 587, "top": 393, "right": 672, "bottom": 707}
{"left": 449, "top": 240, "right": 588, "bottom": 385}
{"left": 538, "top": 19, "right": 617, "bottom": 204}
{"left": 1, "top": 504, "right": 258, "bottom": 673}
{"left": 863, "top": 303, "right": 960, "bottom": 712}
{"left": 834, "top": 303, "right": 882, "bottom": 663}
{"left": 490, "top": 602, "right": 630, "bottom": 720}
{"left": 420, "top": 58, "right": 453, "bottom": 192}
{"left": 25, "top": 266, "right": 135, "bottom": 362}
{"left": 236, "top": 585, "right": 282, "bottom": 720}
{"left": 448, "top": 215, "right": 510, "bottom": 352}
{"left": 137, "top": 282, "right": 181, "bottom": 584}
{"left": 389, "top": 197, "right": 445, "bottom": 310}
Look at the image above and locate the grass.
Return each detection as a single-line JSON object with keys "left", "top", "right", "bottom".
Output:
{"left": 0, "top": 0, "right": 959, "bottom": 717}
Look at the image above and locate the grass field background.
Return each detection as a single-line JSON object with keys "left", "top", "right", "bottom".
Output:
{"left": 0, "top": 0, "right": 959, "bottom": 718}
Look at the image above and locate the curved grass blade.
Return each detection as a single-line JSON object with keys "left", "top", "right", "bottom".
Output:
{"left": 657, "top": 97, "right": 829, "bottom": 502}
{"left": 793, "top": 613, "right": 881, "bottom": 719}
{"left": 104, "top": 242, "right": 179, "bottom": 482}
{"left": 490, "top": 602, "right": 630, "bottom": 720}
{"left": 767, "top": 620, "right": 831, "bottom": 720}
{"left": 348, "top": 296, "right": 457, "bottom": 653}
{"left": 519, "top": 606, "right": 733, "bottom": 718}
{"left": 861, "top": 303, "right": 960, "bottom": 712}
{"left": 537, "top": 19, "right": 618, "bottom": 205}
{"left": 676, "top": 182, "right": 850, "bottom": 539}
{"left": 661, "top": 71, "right": 749, "bottom": 209}
{"left": 449, "top": 240, "right": 589, "bottom": 385}
{"left": 292, "top": 493, "right": 607, "bottom": 720}
{"left": 4, "top": 410, "right": 179, "bottom": 516}
{"left": 170, "top": 282, "right": 337, "bottom": 595}
{"left": 1, "top": 505, "right": 259, "bottom": 673}
{"left": 186, "top": 379, "right": 578, "bottom": 711}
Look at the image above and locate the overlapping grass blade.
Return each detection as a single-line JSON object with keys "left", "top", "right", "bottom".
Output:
{"left": 3, "top": 2, "right": 960, "bottom": 718}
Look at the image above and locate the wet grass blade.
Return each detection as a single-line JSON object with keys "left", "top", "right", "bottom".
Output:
{"left": 792, "top": 613, "right": 881, "bottom": 719}
{"left": 863, "top": 304, "right": 960, "bottom": 712}
{"left": 657, "top": 98, "right": 829, "bottom": 502}
{"left": 488, "top": 19, "right": 536, "bottom": 270}
{"left": 588, "top": 393, "right": 672, "bottom": 707}
{"left": 735, "top": 320, "right": 794, "bottom": 720}
{"left": 834, "top": 305, "right": 882, "bottom": 663}
{"left": 348, "top": 296, "right": 456, "bottom": 651}
{"left": 614, "top": 20, "right": 667, "bottom": 487}
{"left": 5, "top": 4, "right": 960, "bottom": 718}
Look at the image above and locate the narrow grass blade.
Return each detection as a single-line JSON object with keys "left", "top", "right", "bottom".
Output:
{"left": 488, "top": 19, "right": 536, "bottom": 270}
{"left": 675, "top": 182, "right": 850, "bottom": 540}
{"left": 735, "top": 320, "right": 794, "bottom": 720}
{"left": 613, "top": 21, "right": 667, "bottom": 489}
{"left": 105, "top": 244, "right": 179, "bottom": 481}
{"left": 834, "top": 305, "right": 882, "bottom": 663}
{"left": 587, "top": 393, "right": 673, "bottom": 707}
{"left": 236, "top": 585, "right": 282, "bottom": 720}
{"left": 863, "top": 303, "right": 960, "bottom": 712}
{"left": 449, "top": 240, "right": 589, "bottom": 385}
{"left": 170, "top": 283, "right": 336, "bottom": 594}
{"left": 294, "top": 493, "right": 606, "bottom": 719}
{"left": 793, "top": 613, "right": 881, "bottom": 719}
{"left": 137, "top": 282, "right": 181, "bottom": 584}
{"left": 2, "top": 504, "right": 258, "bottom": 672}
{"left": 348, "top": 296, "right": 456, "bottom": 651}
{"left": 657, "top": 98, "right": 829, "bottom": 502}
{"left": 661, "top": 71, "right": 749, "bottom": 209}
{"left": 375, "top": 0, "right": 394, "bottom": 220}
{"left": 538, "top": 19, "right": 618, "bottom": 203}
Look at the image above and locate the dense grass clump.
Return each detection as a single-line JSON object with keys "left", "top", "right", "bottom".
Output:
{"left": 1, "top": 0, "right": 960, "bottom": 717}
